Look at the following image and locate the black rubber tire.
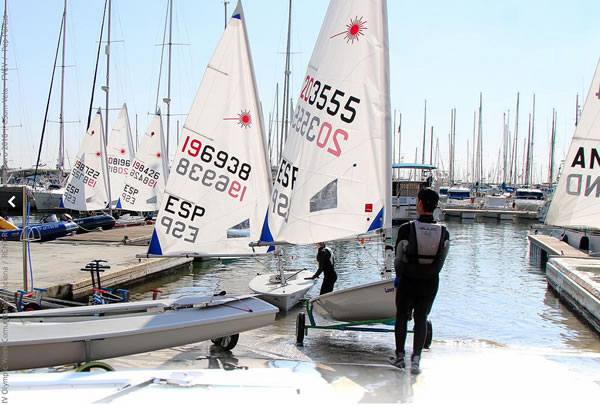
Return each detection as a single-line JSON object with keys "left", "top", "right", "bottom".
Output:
{"left": 296, "top": 312, "right": 306, "bottom": 344}
{"left": 23, "top": 303, "right": 41, "bottom": 311}
{"left": 211, "top": 334, "right": 239, "bottom": 351}
{"left": 75, "top": 361, "right": 115, "bottom": 372}
{"left": 424, "top": 320, "right": 433, "bottom": 349}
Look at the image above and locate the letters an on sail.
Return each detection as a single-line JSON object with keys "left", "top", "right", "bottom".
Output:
{"left": 261, "top": 0, "right": 392, "bottom": 245}
{"left": 107, "top": 104, "right": 135, "bottom": 208}
{"left": 61, "top": 109, "right": 110, "bottom": 211}
{"left": 119, "top": 112, "right": 168, "bottom": 212}
{"left": 545, "top": 58, "right": 600, "bottom": 229}
{"left": 148, "top": 1, "right": 272, "bottom": 256}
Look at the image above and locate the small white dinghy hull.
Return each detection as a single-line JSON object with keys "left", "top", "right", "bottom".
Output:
{"left": 249, "top": 270, "right": 316, "bottom": 311}
{"left": 311, "top": 279, "right": 396, "bottom": 322}
{"left": 5, "top": 294, "right": 277, "bottom": 371}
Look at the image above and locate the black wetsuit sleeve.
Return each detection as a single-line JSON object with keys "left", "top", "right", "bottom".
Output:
{"left": 432, "top": 228, "right": 450, "bottom": 270}
{"left": 394, "top": 223, "right": 411, "bottom": 275}
{"left": 314, "top": 250, "right": 325, "bottom": 278}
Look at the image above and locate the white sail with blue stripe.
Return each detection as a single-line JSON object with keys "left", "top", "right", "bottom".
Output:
{"left": 260, "top": 0, "right": 392, "bottom": 245}
{"left": 147, "top": 1, "right": 271, "bottom": 257}
{"left": 61, "top": 109, "right": 110, "bottom": 211}
{"left": 118, "top": 111, "right": 168, "bottom": 212}
{"left": 107, "top": 103, "right": 135, "bottom": 209}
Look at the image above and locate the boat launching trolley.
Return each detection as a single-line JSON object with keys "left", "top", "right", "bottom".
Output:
{"left": 296, "top": 302, "right": 432, "bottom": 348}
{"left": 295, "top": 281, "right": 433, "bottom": 348}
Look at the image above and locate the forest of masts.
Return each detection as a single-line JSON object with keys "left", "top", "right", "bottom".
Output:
{"left": 386, "top": 92, "right": 571, "bottom": 188}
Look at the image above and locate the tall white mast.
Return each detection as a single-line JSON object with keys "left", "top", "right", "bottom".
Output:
{"left": 104, "top": 0, "right": 112, "bottom": 215}
{"left": 165, "top": 0, "right": 172, "bottom": 159}
{"left": 58, "top": 0, "right": 66, "bottom": 182}
{"left": 1, "top": 0, "right": 7, "bottom": 184}
{"left": 280, "top": 0, "right": 292, "bottom": 152}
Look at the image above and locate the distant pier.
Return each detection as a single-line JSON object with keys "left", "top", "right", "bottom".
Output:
{"left": 442, "top": 208, "right": 539, "bottom": 221}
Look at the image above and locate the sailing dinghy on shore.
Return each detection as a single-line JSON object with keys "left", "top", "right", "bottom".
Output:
{"left": 254, "top": 0, "right": 395, "bottom": 321}
{"left": 4, "top": 3, "right": 279, "bottom": 372}
{"left": 118, "top": 111, "right": 168, "bottom": 212}
{"left": 61, "top": 109, "right": 111, "bottom": 211}
{"left": 5, "top": 294, "right": 277, "bottom": 371}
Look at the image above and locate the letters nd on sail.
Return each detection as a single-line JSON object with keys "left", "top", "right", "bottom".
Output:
{"left": 261, "top": 0, "right": 392, "bottom": 245}
{"left": 148, "top": 1, "right": 271, "bottom": 257}
{"left": 545, "top": 56, "right": 600, "bottom": 230}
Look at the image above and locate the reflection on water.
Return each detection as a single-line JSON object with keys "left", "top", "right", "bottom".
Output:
{"left": 128, "top": 218, "right": 600, "bottom": 353}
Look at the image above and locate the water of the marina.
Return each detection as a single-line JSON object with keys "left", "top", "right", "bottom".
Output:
{"left": 127, "top": 218, "right": 600, "bottom": 352}
{"left": 106, "top": 218, "right": 600, "bottom": 403}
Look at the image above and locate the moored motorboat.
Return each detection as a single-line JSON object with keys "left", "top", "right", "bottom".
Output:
{"left": 0, "top": 220, "right": 78, "bottom": 242}
{"left": 73, "top": 214, "right": 116, "bottom": 233}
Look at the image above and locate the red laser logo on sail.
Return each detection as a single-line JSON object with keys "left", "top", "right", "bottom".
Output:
{"left": 224, "top": 109, "right": 252, "bottom": 129}
{"left": 330, "top": 16, "right": 367, "bottom": 44}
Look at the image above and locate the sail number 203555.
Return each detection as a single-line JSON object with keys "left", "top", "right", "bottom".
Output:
{"left": 293, "top": 76, "right": 359, "bottom": 158}
{"left": 298, "top": 75, "right": 360, "bottom": 124}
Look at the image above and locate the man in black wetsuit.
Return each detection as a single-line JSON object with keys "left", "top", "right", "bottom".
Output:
{"left": 389, "top": 188, "right": 449, "bottom": 374}
{"left": 310, "top": 242, "right": 337, "bottom": 295}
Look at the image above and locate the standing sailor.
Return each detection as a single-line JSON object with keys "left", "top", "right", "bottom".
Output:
{"left": 389, "top": 188, "right": 450, "bottom": 374}
{"left": 310, "top": 242, "right": 337, "bottom": 295}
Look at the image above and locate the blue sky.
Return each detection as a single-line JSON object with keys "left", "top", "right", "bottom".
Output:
{"left": 4, "top": 0, "right": 600, "bottom": 184}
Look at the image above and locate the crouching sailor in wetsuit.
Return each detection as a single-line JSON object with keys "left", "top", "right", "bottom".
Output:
{"left": 389, "top": 188, "right": 449, "bottom": 374}
{"left": 310, "top": 242, "right": 337, "bottom": 295}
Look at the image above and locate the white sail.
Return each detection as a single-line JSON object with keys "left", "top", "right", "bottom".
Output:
{"left": 148, "top": 1, "right": 272, "bottom": 256}
{"left": 545, "top": 57, "right": 600, "bottom": 229}
{"left": 260, "top": 0, "right": 392, "bottom": 245}
{"left": 61, "top": 109, "right": 110, "bottom": 211}
{"left": 119, "top": 112, "right": 168, "bottom": 212}
{"left": 107, "top": 103, "right": 135, "bottom": 208}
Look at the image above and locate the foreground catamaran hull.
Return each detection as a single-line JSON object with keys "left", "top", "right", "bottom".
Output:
{"left": 311, "top": 279, "right": 395, "bottom": 322}
{"left": 5, "top": 295, "right": 277, "bottom": 371}
{"left": 249, "top": 270, "right": 315, "bottom": 311}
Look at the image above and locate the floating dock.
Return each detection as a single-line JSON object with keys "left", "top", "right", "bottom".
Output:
{"left": 528, "top": 234, "right": 590, "bottom": 269}
{"left": 546, "top": 256, "right": 600, "bottom": 335}
{"left": 58, "top": 224, "right": 154, "bottom": 245}
{"left": 4, "top": 226, "right": 193, "bottom": 301}
{"left": 528, "top": 233, "right": 599, "bottom": 334}
{"left": 443, "top": 208, "right": 538, "bottom": 221}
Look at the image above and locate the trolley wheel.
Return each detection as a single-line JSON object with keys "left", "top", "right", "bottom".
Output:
{"left": 424, "top": 320, "right": 433, "bottom": 349}
{"left": 296, "top": 312, "right": 306, "bottom": 344}
{"left": 211, "top": 334, "right": 239, "bottom": 351}
{"left": 75, "top": 361, "right": 115, "bottom": 372}
{"left": 23, "top": 303, "right": 41, "bottom": 311}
